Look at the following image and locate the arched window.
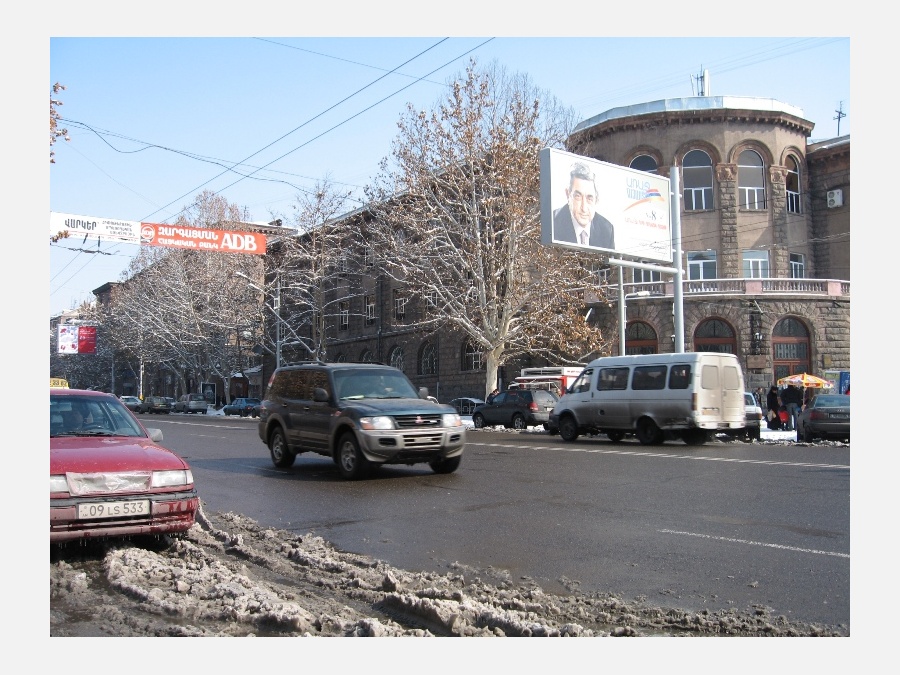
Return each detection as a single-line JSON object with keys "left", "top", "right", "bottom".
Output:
{"left": 334, "top": 353, "right": 346, "bottom": 363}
{"left": 359, "top": 349, "right": 374, "bottom": 363}
{"left": 772, "top": 317, "right": 810, "bottom": 382}
{"left": 388, "top": 346, "right": 405, "bottom": 371}
{"left": 630, "top": 155, "right": 658, "bottom": 174}
{"left": 738, "top": 150, "right": 766, "bottom": 210}
{"left": 785, "top": 156, "right": 801, "bottom": 214}
{"left": 461, "top": 341, "right": 483, "bottom": 372}
{"left": 682, "top": 150, "right": 713, "bottom": 211}
{"left": 625, "top": 321, "right": 658, "bottom": 355}
{"left": 694, "top": 318, "right": 736, "bottom": 353}
{"left": 419, "top": 341, "right": 437, "bottom": 375}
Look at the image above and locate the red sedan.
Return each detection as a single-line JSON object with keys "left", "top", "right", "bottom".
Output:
{"left": 50, "top": 388, "right": 199, "bottom": 543}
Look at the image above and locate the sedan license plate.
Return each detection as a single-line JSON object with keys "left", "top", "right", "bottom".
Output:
{"left": 77, "top": 500, "right": 151, "bottom": 520}
{"left": 831, "top": 413, "right": 849, "bottom": 420}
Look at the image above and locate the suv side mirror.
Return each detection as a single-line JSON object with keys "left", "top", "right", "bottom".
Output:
{"left": 418, "top": 387, "right": 429, "bottom": 400}
{"left": 313, "top": 387, "right": 330, "bottom": 403}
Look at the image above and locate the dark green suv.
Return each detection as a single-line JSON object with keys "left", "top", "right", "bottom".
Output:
{"left": 257, "top": 362, "right": 466, "bottom": 479}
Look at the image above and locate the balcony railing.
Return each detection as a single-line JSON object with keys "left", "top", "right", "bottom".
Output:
{"left": 589, "top": 278, "right": 850, "bottom": 304}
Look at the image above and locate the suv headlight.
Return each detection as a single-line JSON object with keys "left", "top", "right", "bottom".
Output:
{"left": 359, "top": 416, "right": 395, "bottom": 430}
{"left": 442, "top": 413, "right": 463, "bottom": 427}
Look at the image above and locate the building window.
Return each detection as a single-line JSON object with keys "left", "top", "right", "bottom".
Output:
{"left": 393, "top": 290, "right": 407, "bottom": 322}
{"left": 633, "top": 267, "right": 661, "bottom": 284}
{"left": 682, "top": 149, "right": 713, "bottom": 211}
{"left": 786, "top": 156, "right": 801, "bottom": 214}
{"left": 388, "top": 346, "right": 405, "bottom": 371}
{"left": 629, "top": 154, "right": 658, "bottom": 174}
{"left": 694, "top": 318, "right": 736, "bottom": 354}
{"left": 425, "top": 290, "right": 438, "bottom": 308}
{"left": 687, "top": 251, "right": 717, "bottom": 280}
{"left": 339, "top": 301, "right": 349, "bottom": 331}
{"left": 742, "top": 250, "right": 770, "bottom": 278}
{"left": 461, "top": 341, "right": 483, "bottom": 372}
{"left": 334, "top": 353, "right": 346, "bottom": 363}
{"left": 365, "top": 295, "right": 375, "bottom": 325}
{"left": 790, "top": 253, "right": 805, "bottom": 279}
{"left": 337, "top": 251, "right": 350, "bottom": 276}
{"left": 364, "top": 245, "right": 375, "bottom": 269}
{"left": 738, "top": 150, "right": 766, "bottom": 209}
{"left": 625, "top": 321, "right": 658, "bottom": 355}
{"left": 419, "top": 342, "right": 437, "bottom": 375}
{"left": 360, "top": 349, "right": 374, "bottom": 363}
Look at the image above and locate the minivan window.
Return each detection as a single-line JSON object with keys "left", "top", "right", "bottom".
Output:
{"left": 723, "top": 365, "right": 741, "bottom": 391}
{"left": 700, "top": 364, "right": 719, "bottom": 389}
{"left": 631, "top": 365, "right": 667, "bottom": 390}
{"left": 598, "top": 367, "right": 629, "bottom": 391}
{"left": 668, "top": 364, "right": 691, "bottom": 389}
{"left": 570, "top": 369, "right": 592, "bottom": 394}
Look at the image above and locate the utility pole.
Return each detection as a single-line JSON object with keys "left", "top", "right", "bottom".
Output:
{"left": 834, "top": 101, "right": 846, "bottom": 136}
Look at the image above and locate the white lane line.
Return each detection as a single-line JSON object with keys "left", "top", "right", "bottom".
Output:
{"left": 659, "top": 529, "right": 849, "bottom": 559}
{"left": 471, "top": 442, "right": 848, "bottom": 470}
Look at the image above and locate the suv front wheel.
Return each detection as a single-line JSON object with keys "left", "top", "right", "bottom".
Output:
{"left": 429, "top": 455, "right": 461, "bottom": 474}
{"left": 336, "top": 432, "right": 370, "bottom": 480}
{"left": 268, "top": 427, "right": 296, "bottom": 468}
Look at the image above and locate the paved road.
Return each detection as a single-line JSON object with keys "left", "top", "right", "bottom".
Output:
{"left": 143, "top": 413, "right": 850, "bottom": 629}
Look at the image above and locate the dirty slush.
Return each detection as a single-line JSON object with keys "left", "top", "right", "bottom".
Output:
{"left": 49, "top": 507, "right": 847, "bottom": 637}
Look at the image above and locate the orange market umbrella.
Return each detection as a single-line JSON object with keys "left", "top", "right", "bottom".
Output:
{"left": 777, "top": 373, "right": 834, "bottom": 389}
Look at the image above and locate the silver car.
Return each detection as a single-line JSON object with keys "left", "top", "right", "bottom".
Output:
{"left": 175, "top": 393, "right": 208, "bottom": 414}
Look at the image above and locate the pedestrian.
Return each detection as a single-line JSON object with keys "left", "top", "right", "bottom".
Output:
{"left": 781, "top": 384, "right": 803, "bottom": 431}
{"left": 766, "top": 385, "right": 782, "bottom": 430}
{"left": 487, "top": 388, "right": 500, "bottom": 404}
{"left": 754, "top": 387, "right": 765, "bottom": 408}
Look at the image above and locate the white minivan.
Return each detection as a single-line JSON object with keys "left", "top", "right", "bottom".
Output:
{"left": 549, "top": 352, "right": 745, "bottom": 445}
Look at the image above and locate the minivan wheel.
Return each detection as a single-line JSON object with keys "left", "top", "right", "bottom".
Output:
{"left": 268, "top": 428, "right": 296, "bottom": 468}
{"left": 681, "top": 428, "right": 708, "bottom": 445}
{"left": 429, "top": 455, "right": 461, "bottom": 474}
{"left": 512, "top": 414, "right": 527, "bottom": 430}
{"left": 336, "top": 432, "right": 370, "bottom": 480}
{"left": 558, "top": 415, "right": 580, "bottom": 442}
{"left": 636, "top": 418, "right": 664, "bottom": 445}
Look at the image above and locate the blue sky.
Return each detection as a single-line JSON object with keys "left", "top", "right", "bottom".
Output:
{"left": 49, "top": 31, "right": 850, "bottom": 316}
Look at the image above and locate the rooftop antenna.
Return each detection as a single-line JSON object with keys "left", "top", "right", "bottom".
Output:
{"left": 834, "top": 101, "right": 846, "bottom": 136}
{"left": 693, "top": 68, "right": 711, "bottom": 96}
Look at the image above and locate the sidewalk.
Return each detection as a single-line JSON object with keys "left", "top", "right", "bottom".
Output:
{"left": 460, "top": 416, "right": 798, "bottom": 441}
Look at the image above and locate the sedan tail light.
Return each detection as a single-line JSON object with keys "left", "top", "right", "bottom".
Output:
{"left": 529, "top": 402, "right": 539, "bottom": 411}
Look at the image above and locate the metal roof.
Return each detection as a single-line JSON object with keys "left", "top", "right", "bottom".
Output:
{"left": 573, "top": 96, "right": 807, "bottom": 134}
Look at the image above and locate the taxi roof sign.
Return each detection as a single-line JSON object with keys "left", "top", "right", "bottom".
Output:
{"left": 50, "top": 378, "right": 69, "bottom": 388}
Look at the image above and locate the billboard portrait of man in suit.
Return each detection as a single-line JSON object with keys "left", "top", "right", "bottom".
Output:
{"left": 552, "top": 162, "right": 615, "bottom": 250}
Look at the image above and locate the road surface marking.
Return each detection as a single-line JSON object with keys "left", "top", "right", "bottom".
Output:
{"left": 659, "top": 529, "right": 849, "bottom": 559}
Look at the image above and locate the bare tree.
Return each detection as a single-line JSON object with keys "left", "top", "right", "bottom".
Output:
{"left": 50, "top": 82, "right": 71, "bottom": 243}
{"left": 365, "top": 60, "right": 612, "bottom": 398}
{"left": 94, "top": 191, "right": 264, "bottom": 400}
{"left": 264, "top": 179, "right": 356, "bottom": 363}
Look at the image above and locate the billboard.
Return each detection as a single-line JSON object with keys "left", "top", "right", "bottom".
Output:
{"left": 50, "top": 212, "right": 267, "bottom": 255}
{"left": 57, "top": 325, "right": 97, "bottom": 354}
{"left": 540, "top": 148, "right": 672, "bottom": 263}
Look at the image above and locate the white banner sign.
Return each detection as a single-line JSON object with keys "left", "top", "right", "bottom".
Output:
{"left": 50, "top": 212, "right": 141, "bottom": 244}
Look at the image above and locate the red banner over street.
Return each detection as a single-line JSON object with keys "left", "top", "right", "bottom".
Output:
{"left": 139, "top": 222, "right": 267, "bottom": 255}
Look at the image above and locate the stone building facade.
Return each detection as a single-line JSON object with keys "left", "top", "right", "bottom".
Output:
{"left": 565, "top": 96, "right": 850, "bottom": 392}
{"left": 268, "top": 95, "right": 850, "bottom": 400}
